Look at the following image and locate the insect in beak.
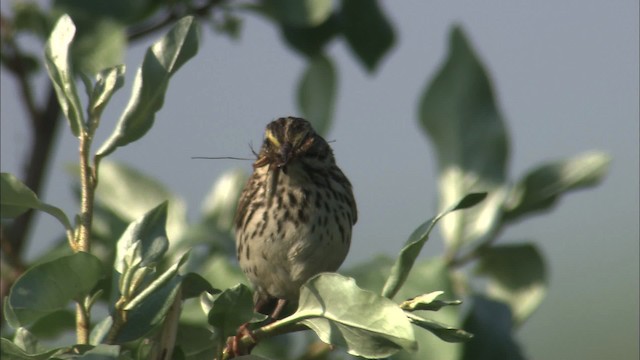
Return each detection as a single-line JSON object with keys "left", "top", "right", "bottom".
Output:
{"left": 265, "top": 164, "right": 279, "bottom": 207}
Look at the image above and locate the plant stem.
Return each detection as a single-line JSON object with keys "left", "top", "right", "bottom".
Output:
{"left": 76, "top": 301, "right": 90, "bottom": 344}
{"left": 221, "top": 319, "right": 309, "bottom": 359}
{"left": 75, "top": 131, "right": 96, "bottom": 343}
{"left": 77, "top": 133, "right": 95, "bottom": 253}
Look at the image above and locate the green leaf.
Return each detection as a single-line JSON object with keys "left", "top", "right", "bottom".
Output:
{"left": 296, "top": 55, "right": 337, "bottom": 137}
{"left": 381, "top": 193, "right": 486, "bottom": 299}
{"left": 405, "top": 313, "right": 473, "bottom": 343}
{"left": 200, "top": 168, "right": 247, "bottom": 234}
{"left": 173, "top": 324, "right": 218, "bottom": 359}
{"left": 7, "top": 252, "right": 103, "bottom": 327}
{"left": 264, "top": 0, "right": 333, "bottom": 27}
{"left": 70, "top": 18, "right": 126, "bottom": 75}
{"left": 281, "top": 13, "right": 339, "bottom": 57}
{"left": 29, "top": 310, "right": 75, "bottom": 339}
{"left": 504, "top": 151, "right": 610, "bottom": 222}
{"left": 111, "top": 249, "right": 188, "bottom": 343}
{"left": 392, "top": 259, "right": 463, "bottom": 360}
{"left": 54, "top": 0, "right": 162, "bottom": 25}
{"left": 462, "top": 296, "right": 525, "bottom": 360}
{"left": 53, "top": 0, "right": 160, "bottom": 26}
{"left": 181, "top": 273, "right": 217, "bottom": 300}
{"left": 88, "top": 65, "right": 125, "bottom": 120}
{"left": 204, "top": 284, "right": 255, "bottom": 340}
{"left": 68, "top": 344, "right": 121, "bottom": 359}
{"left": 14, "top": 327, "right": 40, "bottom": 354}
{"left": 90, "top": 316, "right": 113, "bottom": 345}
{"left": 400, "top": 291, "right": 462, "bottom": 312}
{"left": 0, "top": 173, "right": 72, "bottom": 232}
{"left": 345, "top": 255, "right": 394, "bottom": 294}
{"left": 210, "top": 11, "right": 243, "bottom": 40}
{"left": 475, "top": 243, "right": 546, "bottom": 325}
{"left": 199, "top": 254, "right": 249, "bottom": 292}
{"left": 290, "top": 273, "right": 416, "bottom": 358}
{"left": 124, "top": 251, "right": 190, "bottom": 311}
{"left": 44, "top": 14, "right": 85, "bottom": 137}
{"left": 91, "top": 161, "right": 188, "bottom": 242}
{"left": 454, "top": 192, "right": 489, "bottom": 210}
{"left": 12, "top": 1, "right": 52, "bottom": 39}
{"left": 114, "top": 201, "right": 169, "bottom": 274}
{"left": 0, "top": 338, "right": 63, "bottom": 360}
{"left": 418, "top": 25, "right": 509, "bottom": 252}
{"left": 115, "top": 271, "right": 184, "bottom": 343}
{"left": 341, "top": 0, "right": 395, "bottom": 72}
{"left": 96, "top": 16, "right": 199, "bottom": 158}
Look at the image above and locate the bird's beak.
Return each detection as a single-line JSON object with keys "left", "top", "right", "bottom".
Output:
{"left": 278, "top": 142, "right": 293, "bottom": 168}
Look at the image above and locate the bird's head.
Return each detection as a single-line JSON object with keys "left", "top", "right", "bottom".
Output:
{"left": 254, "top": 117, "right": 330, "bottom": 170}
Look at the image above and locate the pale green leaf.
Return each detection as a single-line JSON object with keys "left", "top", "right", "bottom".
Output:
{"left": 406, "top": 312, "right": 473, "bottom": 343}
{"left": 115, "top": 272, "right": 183, "bottom": 343}
{"left": 96, "top": 16, "right": 199, "bottom": 158}
{"left": 44, "top": 14, "right": 85, "bottom": 137}
{"left": 201, "top": 168, "right": 247, "bottom": 233}
{"left": 113, "top": 249, "right": 189, "bottom": 343}
{"left": 382, "top": 193, "right": 486, "bottom": 299}
{"left": 70, "top": 18, "right": 126, "bottom": 75}
{"left": 181, "top": 272, "right": 217, "bottom": 300}
{"left": 90, "top": 316, "right": 113, "bottom": 345}
{"left": 200, "top": 254, "right": 250, "bottom": 292}
{"left": 475, "top": 243, "right": 547, "bottom": 325}
{"left": 14, "top": 327, "right": 39, "bottom": 354}
{"left": 462, "top": 296, "right": 525, "bottom": 360}
{"left": 345, "top": 255, "right": 394, "bottom": 294}
{"left": 88, "top": 65, "right": 125, "bottom": 120}
{"left": 296, "top": 55, "right": 337, "bottom": 137}
{"left": 504, "top": 151, "right": 610, "bottom": 222}
{"left": 7, "top": 252, "right": 103, "bottom": 327}
{"left": 114, "top": 201, "right": 169, "bottom": 274}
{"left": 418, "top": 25, "right": 509, "bottom": 251}
{"left": 124, "top": 251, "right": 190, "bottom": 311}
{"left": 0, "top": 173, "right": 72, "bottom": 232}
{"left": 29, "top": 310, "right": 75, "bottom": 339}
{"left": 264, "top": 0, "right": 333, "bottom": 27}
{"left": 400, "top": 291, "right": 462, "bottom": 312}
{"left": 281, "top": 13, "right": 339, "bottom": 57}
{"left": 341, "top": 0, "right": 395, "bottom": 72}
{"left": 394, "top": 259, "right": 463, "bottom": 360}
{"left": 91, "top": 161, "right": 188, "bottom": 243}
{"left": 205, "top": 284, "right": 256, "bottom": 340}
{"left": 71, "top": 344, "right": 121, "bottom": 359}
{"left": 0, "top": 338, "right": 63, "bottom": 360}
{"left": 291, "top": 273, "right": 416, "bottom": 358}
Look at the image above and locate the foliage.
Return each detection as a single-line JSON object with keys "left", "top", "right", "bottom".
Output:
{"left": 0, "top": 1, "right": 609, "bottom": 360}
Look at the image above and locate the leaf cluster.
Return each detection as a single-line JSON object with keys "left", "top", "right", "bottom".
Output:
{"left": 0, "top": 2, "right": 610, "bottom": 360}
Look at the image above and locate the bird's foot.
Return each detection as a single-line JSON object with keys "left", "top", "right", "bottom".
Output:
{"left": 224, "top": 323, "right": 257, "bottom": 358}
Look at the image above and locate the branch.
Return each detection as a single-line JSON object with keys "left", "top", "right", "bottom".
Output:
{"left": 127, "top": 0, "right": 222, "bottom": 41}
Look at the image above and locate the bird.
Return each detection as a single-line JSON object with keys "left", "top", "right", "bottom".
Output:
{"left": 234, "top": 116, "right": 357, "bottom": 319}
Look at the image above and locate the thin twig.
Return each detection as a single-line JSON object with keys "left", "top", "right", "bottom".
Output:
{"left": 127, "top": 0, "right": 222, "bottom": 42}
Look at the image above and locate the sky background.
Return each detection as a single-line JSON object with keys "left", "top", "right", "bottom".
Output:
{"left": 1, "top": 1, "right": 638, "bottom": 359}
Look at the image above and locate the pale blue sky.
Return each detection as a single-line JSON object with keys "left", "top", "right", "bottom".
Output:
{"left": 1, "top": 1, "right": 638, "bottom": 359}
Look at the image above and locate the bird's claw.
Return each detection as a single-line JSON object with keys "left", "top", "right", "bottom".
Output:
{"left": 224, "top": 323, "right": 257, "bottom": 358}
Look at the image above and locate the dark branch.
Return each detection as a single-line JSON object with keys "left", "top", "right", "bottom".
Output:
{"left": 127, "top": 0, "right": 222, "bottom": 42}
